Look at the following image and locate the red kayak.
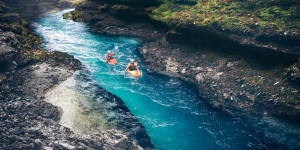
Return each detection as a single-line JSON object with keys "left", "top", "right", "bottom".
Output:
{"left": 105, "top": 55, "right": 117, "bottom": 64}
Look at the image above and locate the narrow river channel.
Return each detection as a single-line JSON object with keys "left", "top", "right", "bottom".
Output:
{"left": 34, "top": 9, "right": 299, "bottom": 150}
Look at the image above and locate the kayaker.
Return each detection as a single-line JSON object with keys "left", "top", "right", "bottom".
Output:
{"left": 106, "top": 50, "right": 115, "bottom": 60}
{"left": 126, "top": 59, "right": 137, "bottom": 71}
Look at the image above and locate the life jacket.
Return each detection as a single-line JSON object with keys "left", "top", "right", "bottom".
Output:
{"left": 129, "top": 62, "right": 136, "bottom": 70}
{"left": 107, "top": 53, "right": 112, "bottom": 60}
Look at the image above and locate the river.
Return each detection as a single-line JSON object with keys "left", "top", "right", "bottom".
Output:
{"left": 34, "top": 9, "right": 299, "bottom": 150}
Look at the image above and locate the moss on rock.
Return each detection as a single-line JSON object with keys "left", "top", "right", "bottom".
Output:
{"left": 150, "top": 0, "right": 300, "bottom": 38}
{"left": 0, "top": 1, "right": 81, "bottom": 67}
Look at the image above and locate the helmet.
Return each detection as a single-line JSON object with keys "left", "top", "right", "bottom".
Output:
{"left": 108, "top": 50, "right": 111, "bottom": 53}
{"left": 130, "top": 59, "right": 134, "bottom": 62}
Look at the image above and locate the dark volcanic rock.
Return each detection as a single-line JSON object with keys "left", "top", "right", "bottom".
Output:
{"left": 166, "top": 23, "right": 300, "bottom": 56}
{"left": 285, "top": 60, "right": 300, "bottom": 87}
{"left": 3, "top": 0, "right": 77, "bottom": 19}
{"left": 0, "top": 25, "right": 146, "bottom": 149}
{"left": 228, "top": 32, "right": 300, "bottom": 56}
{"left": 14, "top": 52, "right": 81, "bottom": 98}
{"left": 68, "top": 2, "right": 166, "bottom": 41}
{"left": 165, "top": 30, "right": 183, "bottom": 44}
{"left": 0, "top": 30, "right": 19, "bottom": 73}
{"left": 0, "top": 52, "right": 143, "bottom": 150}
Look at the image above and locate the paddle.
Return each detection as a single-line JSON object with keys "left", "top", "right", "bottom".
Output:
{"left": 105, "top": 54, "right": 108, "bottom": 64}
{"left": 134, "top": 57, "right": 139, "bottom": 62}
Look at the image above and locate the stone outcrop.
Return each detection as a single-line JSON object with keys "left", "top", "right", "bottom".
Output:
{"left": 0, "top": 39, "right": 145, "bottom": 149}
{"left": 0, "top": 30, "right": 19, "bottom": 73}
{"left": 3, "top": 0, "right": 83, "bottom": 19}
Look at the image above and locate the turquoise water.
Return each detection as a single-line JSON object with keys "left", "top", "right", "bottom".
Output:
{"left": 34, "top": 9, "right": 299, "bottom": 149}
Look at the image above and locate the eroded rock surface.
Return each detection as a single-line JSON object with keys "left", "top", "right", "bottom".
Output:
{"left": 0, "top": 29, "right": 147, "bottom": 149}
{"left": 0, "top": 56, "right": 144, "bottom": 150}
{"left": 0, "top": 30, "right": 19, "bottom": 73}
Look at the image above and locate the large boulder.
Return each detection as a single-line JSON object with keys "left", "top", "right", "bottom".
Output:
{"left": 0, "top": 30, "right": 19, "bottom": 73}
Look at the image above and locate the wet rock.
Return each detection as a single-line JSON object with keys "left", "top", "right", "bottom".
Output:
{"left": 166, "top": 30, "right": 185, "bottom": 44}
{"left": 0, "top": 33, "right": 145, "bottom": 149}
{"left": 63, "top": 12, "right": 73, "bottom": 20}
{"left": 3, "top": 0, "right": 80, "bottom": 19}
{"left": 230, "top": 33, "right": 300, "bottom": 56}
{"left": 285, "top": 60, "right": 300, "bottom": 86}
{"left": 70, "top": 2, "right": 165, "bottom": 42}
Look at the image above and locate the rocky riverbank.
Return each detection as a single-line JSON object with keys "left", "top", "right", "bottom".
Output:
{"left": 66, "top": 1, "right": 300, "bottom": 123}
{"left": 0, "top": 29, "right": 147, "bottom": 150}
{"left": 1, "top": 0, "right": 84, "bottom": 19}
{"left": 79, "top": 0, "right": 300, "bottom": 55}
{"left": 0, "top": 1, "right": 152, "bottom": 149}
{"left": 148, "top": 0, "right": 300, "bottom": 55}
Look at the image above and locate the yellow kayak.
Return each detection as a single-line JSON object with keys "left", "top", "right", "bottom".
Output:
{"left": 127, "top": 69, "right": 141, "bottom": 77}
